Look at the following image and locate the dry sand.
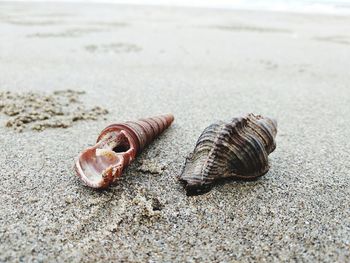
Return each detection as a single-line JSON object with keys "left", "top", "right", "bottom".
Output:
{"left": 0, "top": 2, "right": 349, "bottom": 262}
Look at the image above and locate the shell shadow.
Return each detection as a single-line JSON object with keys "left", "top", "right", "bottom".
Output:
{"left": 180, "top": 175, "right": 264, "bottom": 196}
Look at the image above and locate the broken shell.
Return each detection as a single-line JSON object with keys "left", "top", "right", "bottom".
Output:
{"left": 75, "top": 114, "right": 174, "bottom": 188}
{"left": 179, "top": 113, "right": 277, "bottom": 195}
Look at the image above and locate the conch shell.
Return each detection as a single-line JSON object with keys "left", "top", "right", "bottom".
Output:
{"left": 75, "top": 114, "right": 174, "bottom": 188}
{"left": 179, "top": 114, "right": 277, "bottom": 195}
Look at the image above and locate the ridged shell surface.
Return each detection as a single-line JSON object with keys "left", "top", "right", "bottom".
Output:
{"left": 75, "top": 114, "right": 174, "bottom": 189}
{"left": 123, "top": 114, "right": 174, "bottom": 151}
{"left": 179, "top": 114, "right": 277, "bottom": 195}
{"left": 97, "top": 114, "right": 174, "bottom": 152}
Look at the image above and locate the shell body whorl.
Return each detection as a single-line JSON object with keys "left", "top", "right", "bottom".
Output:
{"left": 75, "top": 114, "right": 174, "bottom": 189}
{"left": 97, "top": 114, "right": 174, "bottom": 153}
{"left": 179, "top": 114, "right": 277, "bottom": 195}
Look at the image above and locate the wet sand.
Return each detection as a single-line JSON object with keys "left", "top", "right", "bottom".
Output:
{"left": 0, "top": 2, "right": 349, "bottom": 262}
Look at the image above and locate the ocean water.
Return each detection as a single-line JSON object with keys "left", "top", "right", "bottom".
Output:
{"left": 3, "top": 0, "right": 350, "bottom": 14}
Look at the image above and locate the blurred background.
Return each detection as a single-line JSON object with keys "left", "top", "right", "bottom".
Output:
{"left": 6, "top": 0, "right": 350, "bottom": 14}
{"left": 1, "top": 0, "right": 349, "bottom": 262}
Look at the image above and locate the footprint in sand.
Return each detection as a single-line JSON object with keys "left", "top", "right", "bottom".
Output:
{"left": 85, "top": 43, "right": 142, "bottom": 54}
{"left": 259, "top": 60, "right": 279, "bottom": 70}
{"left": 26, "top": 22, "right": 128, "bottom": 38}
{"left": 87, "top": 21, "right": 128, "bottom": 28}
{"left": 314, "top": 35, "right": 350, "bottom": 45}
{"left": 3, "top": 19, "right": 59, "bottom": 26}
{"left": 210, "top": 24, "right": 292, "bottom": 34}
{"left": 27, "top": 27, "right": 107, "bottom": 38}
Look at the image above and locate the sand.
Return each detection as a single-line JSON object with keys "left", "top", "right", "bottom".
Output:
{"left": 0, "top": 2, "right": 349, "bottom": 262}
{"left": 0, "top": 90, "right": 108, "bottom": 132}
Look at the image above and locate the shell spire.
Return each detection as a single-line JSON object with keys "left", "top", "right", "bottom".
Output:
{"left": 75, "top": 114, "right": 174, "bottom": 189}
{"left": 178, "top": 113, "right": 277, "bottom": 195}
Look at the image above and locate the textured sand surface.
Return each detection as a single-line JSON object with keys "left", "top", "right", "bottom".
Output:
{"left": 0, "top": 2, "right": 349, "bottom": 262}
{"left": 0, "top": 90, "right": 108, "bottom": 131}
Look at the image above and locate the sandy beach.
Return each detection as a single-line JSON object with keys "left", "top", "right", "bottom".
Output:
{"left": 0, "top": 2, "right": 349, "bottom": 262}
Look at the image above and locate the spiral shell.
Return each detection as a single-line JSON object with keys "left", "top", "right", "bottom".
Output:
{"left": 179, "top": 114, "right": 277, "bottom": 195}
{"left": 75, "top": 114, "right": 174, "bottom": 189}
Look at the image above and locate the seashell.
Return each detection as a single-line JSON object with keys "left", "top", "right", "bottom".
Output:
{"left": 75, "top": 114, "right": 174, "bottom": 189}
{"left": 178, "top": 113, "right": 277, "bottom": 195}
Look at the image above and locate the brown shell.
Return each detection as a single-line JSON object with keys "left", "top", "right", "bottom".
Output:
{"left": 75, "top": 114, "right": 174, "bottom": 189}
{"left": 178, "top": 114, "right": 277, "bottom": 195}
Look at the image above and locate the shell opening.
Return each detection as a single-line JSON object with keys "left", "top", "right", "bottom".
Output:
{"left": 112, "top": 143, "right": 130, "bottom": 153}
{"left": 76, "top": 131, "right": 134, "bottom": 188}
{"left": 101, "top": 131, "right": 133, "bottom": 155}
{"left": 78, "top": 148, "right": 123, "bottom": 186}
